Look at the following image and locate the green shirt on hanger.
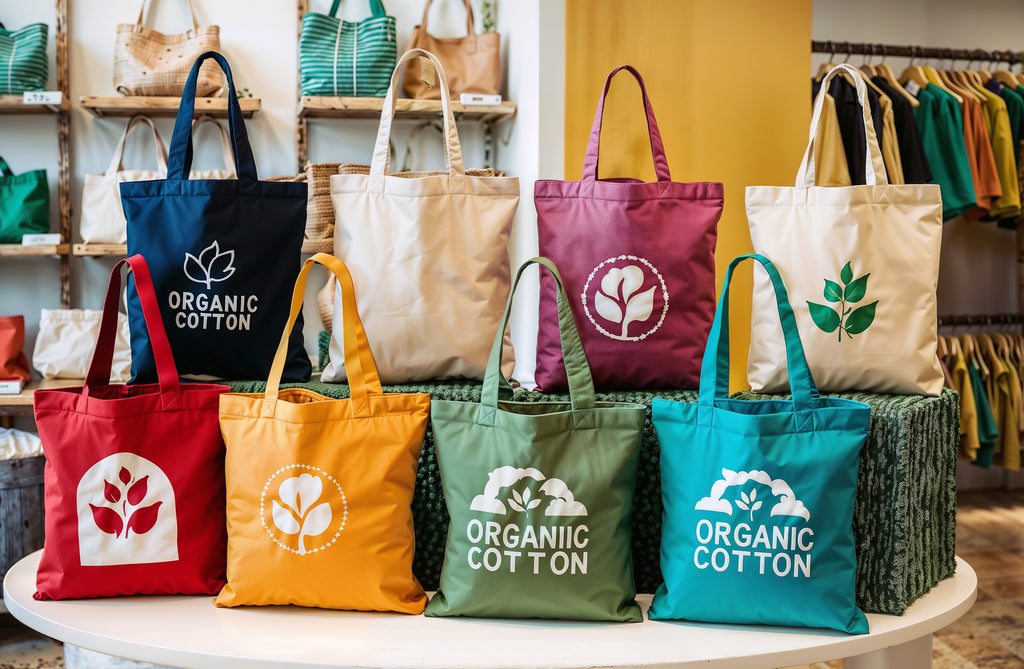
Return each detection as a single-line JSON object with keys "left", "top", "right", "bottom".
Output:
{"left": 914, "top": 84, "right": 977, "bottom": 220}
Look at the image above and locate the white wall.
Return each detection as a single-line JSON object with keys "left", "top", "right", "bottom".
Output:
{"left": 0, "top": 0, "right": 559, "bottom": 423}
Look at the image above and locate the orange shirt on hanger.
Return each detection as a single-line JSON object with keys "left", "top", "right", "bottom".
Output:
{"left": 961, "top": 95, "right": 1003, "bottom": 219}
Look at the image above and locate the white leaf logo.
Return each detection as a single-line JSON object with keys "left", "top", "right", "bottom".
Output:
{"left": 596, "top": 265, "right": 656, "bottom": 338}
{"left": 271, "top": 473, "right": 332, "bottom": 555}
{"left": 183, "top": 240, "right": 236, "bottom": 289}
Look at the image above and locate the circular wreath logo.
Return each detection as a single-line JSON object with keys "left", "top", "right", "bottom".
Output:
{"left": 260, "top": 464, "right": 348, "bottom": 556}
{"left": 581, "top": 255, "right": 669, "bottom": 341}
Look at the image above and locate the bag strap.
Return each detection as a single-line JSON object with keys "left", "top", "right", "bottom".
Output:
{"left": 135, "top": 0, "right": 200, "bottom": 33}
{"left": 105, "top": 115, "right": 169, "bottom": 177}
{"left": 0, "top": 156, "right": 13, "bottom": 177}
{"left": 370, "top": 48, "right": 465, "bottom": 188}
{"left": 796, "top": 63, "right": 887, "bottom": 188}
{"left": 191, "top": 115, "right": 238, "bottom": 177}
{"left": 327, "top": 0, "right": 387, "bottom": 17}
{"left": 84, "top": 255, "right": 182, "bottom": 411}
{"left": 581, "top": 65, "right": 671, "bottom": 184}
{"left": 263, "top": 253, "right": 381, "bottom": 417}
{"left": 418, "top": 0, "right": 475, "bottom": 37}
{"left": 699, "top": 254, "right": 819, "bottom": 414}
{"left": 481, "top": 257, "right": 597, "bottom": 430}
{"left": 167, "top": 51, "right": 257, "bottom": 181}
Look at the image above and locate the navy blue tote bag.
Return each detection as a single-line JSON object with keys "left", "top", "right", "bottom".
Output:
{"left": 121, "top": 52, "right": 311, "bottom": 382}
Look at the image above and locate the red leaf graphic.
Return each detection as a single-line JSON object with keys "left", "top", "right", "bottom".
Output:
{"left": 127, "top": 475, "right": 148, "bottom": 505}
{"left": 126, "top": 501, "right": 162, "bottom": 536}
{"left": 103, "top": 480, "right": 121, "bottom": 504}
{"left": 119, "top": 467, "right": 131, "bottom": 484}
{"left": 90, "top": 504, "right": 123, "bottom": 537}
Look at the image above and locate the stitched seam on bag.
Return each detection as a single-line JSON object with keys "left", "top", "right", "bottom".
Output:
{"left": 352, "top": 28, "right": 358, "bottom": 96}
{"left": 332, "top": 16, "right": 343, "bottom": 97}
{"left": 7, "top": 37, "right": 16, "bottom": 94}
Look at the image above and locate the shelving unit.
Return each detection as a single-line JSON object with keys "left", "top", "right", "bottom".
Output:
{"left": 72, "top": 243, "right": 127, "bottom": 257}
{"left": 0, "top": 94, "right": 70, "bottom": 114}
{"left": 0, "top": 244, "right": 70, "bottom": 257}
{"left": 0, "top": 378, "right": 82, "bottom": 418}
{"left": 80, "top": 96, "right": 261, "bottom": 118}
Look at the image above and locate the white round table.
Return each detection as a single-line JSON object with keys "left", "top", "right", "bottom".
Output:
{"left": 4, "top": 551, "right": 975, "bottom": 669}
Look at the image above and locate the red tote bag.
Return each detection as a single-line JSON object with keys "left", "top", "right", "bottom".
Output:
{"left": 34, "top": 255, "right": 230, "bottom": 600}
{"left": 534, "top": 65, "right": 723, "bottom": 390}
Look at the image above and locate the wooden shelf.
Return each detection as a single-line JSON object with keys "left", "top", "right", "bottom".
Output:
{"left": 0, "top": 94, "right": 70, "bottom": 114}
{"left": 298, "top": 96, "right": 517, "bottom": 123}
{"left": 0, "top": 244, "right": 70, "bottom": 257}
{"left": 80, "top": 96, "right": 261, "bottom": 118}
{"left": 0, "top": 378, "right": 82, "bottom": 416}
{"left": 73, "top": 243, "right": 127, "bottom": 257}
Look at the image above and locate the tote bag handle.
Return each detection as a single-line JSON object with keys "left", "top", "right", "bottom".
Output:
{"left": 369, "top": 48, "right": 465, "bottom": 189}
{"left": 796, "top": 63, "right": 887, "bottom": 188}
{"left": 699, "top": 254, "right": 819, "bottom": 415}
{"left": 326, "top": 0, "right": 387, "bottom": 18}
{"left": 481, "top": 257, "right": 597, "bottom": 429}
{"left": 581, "top": 65, "right": 671, "bottom": 184}
{"left": 134, "top": 0, "right": 200, "bottom": 34}
{"left": 83, "top": 255, "right": 182, "bottom": 410}
{"left": 264, "top": 253, "right": 382, "bottom": 417}
{"left": 167, "top": 51, "right": 258, "bottom": 182}
{"left": 191, "top": 114, "right": 238, "bottom": 177}
{"left": 104, "top": 115, "right": 169, "bottom": 177}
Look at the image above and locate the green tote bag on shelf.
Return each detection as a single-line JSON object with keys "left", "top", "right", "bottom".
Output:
{"left": 299, "top": 0, "right": 396, "bottom": 97}
{"left": 0, "top": 22, "right": 47, "bottom": 94}
{"left": 0, "top": 156, "right": 48, "bottom": 243}
{"left": 426, "top": 257, "right": 645, "bottom": 622}
{"left": 650, "top": 254, "right": 871, "bottom": 634}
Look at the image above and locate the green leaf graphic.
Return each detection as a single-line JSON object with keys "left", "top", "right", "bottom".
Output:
{"left": 844, "top": 273, "right": 870, "bottom": 302}
{"left": 807, "top": 301, "right": 842, "bottom": 333}
{"left": 840, "top": 261, "right": 853, "bottom": 285}
{"left": 844, "top": 301, "right": 878, "bottom": 335}
{"left": 823, "top": 279, "right": 843, "bottom": 303}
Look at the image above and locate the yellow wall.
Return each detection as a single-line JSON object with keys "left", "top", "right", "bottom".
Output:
{"left": 565, "top": 0, "right": 813, "bottom": 390}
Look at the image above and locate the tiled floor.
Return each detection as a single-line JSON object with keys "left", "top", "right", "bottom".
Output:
{"left": 2, "top": 489, "right": 1023, "bottom": 669}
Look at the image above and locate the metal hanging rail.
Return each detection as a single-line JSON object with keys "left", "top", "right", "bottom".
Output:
{"left": 811, "top": 40, "right": 1022, "bottom": 66}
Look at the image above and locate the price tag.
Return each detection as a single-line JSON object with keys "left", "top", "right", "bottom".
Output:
{"left": 22, "top": 91, "right": 63, "bottom": 106}
{"left": 21, "top": 234, "right": 62, "bottom": 246}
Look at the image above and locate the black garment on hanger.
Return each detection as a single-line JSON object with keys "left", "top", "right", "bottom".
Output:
{"left": 872, "top": 76, "right": 933, "bottom": 184}
{"left": 812, "top": 76, "right": 885, "bottom": 185}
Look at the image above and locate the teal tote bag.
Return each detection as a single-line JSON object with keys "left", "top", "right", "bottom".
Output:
{"left": 0, "top": 22, "right": 48, "bottom": 94}
{"left": 0, "top": 156, "right": 48, "bottom": 243}
{"left": 426, "top": 258, "right": 645, "bottom": 622}
{"left": 650, "top": 254, "right": 871, "bottom": 634}
{"left": 299, "top": 0, "right": 396, "bottom": 97}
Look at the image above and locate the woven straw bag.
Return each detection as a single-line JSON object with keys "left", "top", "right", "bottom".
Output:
{"left": 266, "top": 163, "right": 335, "bottom": 255}
{"left": 114, "top": 0, "right": 223, "bottom": 97}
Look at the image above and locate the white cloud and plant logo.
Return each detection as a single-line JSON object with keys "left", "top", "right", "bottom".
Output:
{"left": 465, "top": 466, "right": 590, "bottom": 576}
{"left": 260, "top": 465, "right": 347, "bottom": 556}
{"left": 582, "top": 255, "right": 669, "bottom": 341}
{"left": 691, "top": 468, "right": 815, "bottom": 579}
{"left": 184, "top": 240, "right": 235, "bottom": 289}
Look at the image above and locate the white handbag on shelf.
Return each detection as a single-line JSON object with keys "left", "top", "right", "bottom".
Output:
{"left": 79, "top": 114, "right": 238, "bottom": 245}
{"left": 32, "top": 308, "right": 132, "bottom": 382}
{"left": 745, "top": 63, "right": 944, "bottom": 396}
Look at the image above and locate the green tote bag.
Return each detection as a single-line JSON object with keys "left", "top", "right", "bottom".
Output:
{"left": 0, "top": 22, "right": 47, "bottom": 94}
{"left": 0, "top": 156, "right": 48, "bottom": 243}
{"left": 426, "top": 257, "right": 645, "bottom": 622}
{"left": 650, "top": 254, "right": 871, "bottom": 634}
{"left": 298, "top": 0, "right": 396, "bottom": 97}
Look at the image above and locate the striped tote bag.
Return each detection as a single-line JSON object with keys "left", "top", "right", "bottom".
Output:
{"left": 299, "top": 0, "right": 396, "bottom": 98}
{"left": 0, "top": 22, "right": 48, "bottom": 94}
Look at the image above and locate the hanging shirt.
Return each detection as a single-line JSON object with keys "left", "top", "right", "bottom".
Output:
{"left": 950, "top": 353, "right": 979, "bottom": 461}
{"left": 996, "top": 360, "right": 1022, "bottom": 471}
{"left": 961, "top": 95, "right": 1003, "bottom": 218}
{"left": 969, "top": 360, "right": 999, "bottom": 468}
{"left": 914, "top": 84, "right": 977, "bottom": 220}
{"left": 812, "top": 92, "right": 853, "bottom": 186}
{"left": 995, "top": 84, "right": 1024, "bottom": 228}
{"left": 976, "top": 86, "right": 1021, "bottom": 219}
{"left": 873, "top": 77, "right": 932, "bottom": 184}
{"left": 876, "top": 90, "right": 905, "bottom": 184}
{"left": 813, "top": 76, "right": 885, "bottom": 185}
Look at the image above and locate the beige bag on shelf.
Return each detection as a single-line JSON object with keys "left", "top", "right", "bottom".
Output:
{"left": 78, "top": 114, "right": 236, "bottom": 245}
{"left": 323, "top": 49, "right": 518, "bottom": 384}
{"left": 32, "top": 309, "right": 132, "bottom": 382}
{"left": 746, "top": 64, "right": 943, "bottom": 395}
{"left": 402, "top": 0, "right": 502, "bottom": 100}
{"left": 113, "top": 0, "right": 224, "bottom": 97}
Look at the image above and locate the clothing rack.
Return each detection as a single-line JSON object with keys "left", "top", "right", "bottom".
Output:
{"left": 938, "top": 313, "right": 1024, "bottom": 327}
{"left": 811, "top": 40, "right": 1022, "bottom": 66}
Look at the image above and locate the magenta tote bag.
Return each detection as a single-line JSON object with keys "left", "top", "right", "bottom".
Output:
{"left": 534, "top": 65, "right": 722, "bottom": 391}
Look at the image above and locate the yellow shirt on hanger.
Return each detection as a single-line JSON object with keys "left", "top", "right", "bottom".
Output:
{"left": 977, "top": 86, "right": 1022, "bottom": 219}
{"left": 996, "top": 359, "right": 1021, "bottom": 471}
{"left": 813, "top": 92, "right": 853, "bottom": 187}
{"left": 951, "top": 354, "right": 980, "bottom": 461}
{"left": 876, "top": 90, "right": 906, "bottom": 184}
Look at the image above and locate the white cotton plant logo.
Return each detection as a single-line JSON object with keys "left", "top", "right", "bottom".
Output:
{"left": 167, "top": 240, "right": 258, "bottom": 332}
{"left": 184, "top": 240, "right": 235, "bottom": 289}
{"left": 260, "top": 465, "right": 347, "bottom": 556}
{"left": 692, "top": 469, "right": 814, "bottom": 579}
{"left": 582, "top": 255, "right": 669, "bottom": 341}
{"left": 465, "top": 466, "right": 589, "bottom": 576}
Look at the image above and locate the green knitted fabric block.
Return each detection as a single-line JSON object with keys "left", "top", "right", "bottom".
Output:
{"left": 317, "top": 330, "right": 330, "bottom": 371}
{"left": 734, "top": 388, "right": 959, "bottom": 614}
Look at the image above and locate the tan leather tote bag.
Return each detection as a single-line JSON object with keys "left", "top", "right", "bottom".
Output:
{"left": 402, "top": 0, "right": 501, "bottom": 99}
{"left": 114, "top": 0, "right": 223, "bottom": 97}
{"left": 323, "top": 49, "right": 518, "bottom": 384}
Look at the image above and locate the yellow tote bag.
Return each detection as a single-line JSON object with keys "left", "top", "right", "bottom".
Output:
{"left": 216, "top": 253, "right": 429, "bottom": 612}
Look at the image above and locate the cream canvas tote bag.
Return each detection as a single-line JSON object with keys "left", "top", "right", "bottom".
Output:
{"left": 746, "top": 64, "right": 943, "bottom": 395}
{"left": 323, "top": 49, "right": 518, "bottom": 384}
